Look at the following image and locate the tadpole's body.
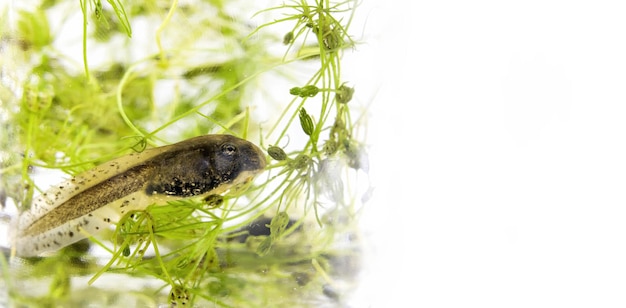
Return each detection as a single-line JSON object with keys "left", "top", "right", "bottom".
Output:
{"left": 13, "top": 135, "right": 266, "bottom": 257}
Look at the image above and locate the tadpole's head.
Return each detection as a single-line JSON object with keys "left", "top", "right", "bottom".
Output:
{"left": 147, "top": 134, "right": 267, "bottom": 197}
{"left": 211, "top": 134, "right": 267, "bottom": 184}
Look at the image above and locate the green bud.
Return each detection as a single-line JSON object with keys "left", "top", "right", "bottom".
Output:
{"left": 122, "top": 245, "right": 131, "bottom": 257}
{"left": 290, "top": 154, "right": 311, "bottom": 170}
{"left": 299, "top": 85, "right": 319, "bottom": 97}
{"left": 268, "top": 145, "right": 288, "bottom": 161}
{"left": 324, "top": 139, "right": 338, "bottom": 155}
{"left": 336, "top": 83, "right": 354, "bottom": 104}
{"left": 290, "top": 85, "right": 320, "bottom": 98}
{"left": 289, "top": 87, "right": 301, "bottom": 96}
{"left": 283, "top": 31, "right": 294, "bottom": 45}
{"left": 299, "top": 108, "right": 315, "bottom": 136}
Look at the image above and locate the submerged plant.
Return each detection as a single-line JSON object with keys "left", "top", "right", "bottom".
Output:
{"left": 0, "top": 0, "right": 368, "bottom": 306}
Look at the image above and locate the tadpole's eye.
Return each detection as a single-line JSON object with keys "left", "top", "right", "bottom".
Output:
{"left": 221, "top": 143, "right": 237, "bottom": 156}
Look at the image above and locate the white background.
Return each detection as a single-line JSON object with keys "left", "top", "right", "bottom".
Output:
{"left": 360, "top": 0, "right": 626, "bottom": 307}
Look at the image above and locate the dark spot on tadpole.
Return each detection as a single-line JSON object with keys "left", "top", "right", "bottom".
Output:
{"left": 69, "top": 231, "right": 74, "bottom": 237}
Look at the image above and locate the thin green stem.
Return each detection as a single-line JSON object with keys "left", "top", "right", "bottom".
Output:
{"left": 80, "top": 0, "right": 90, "bottom": 81}
{"left": 156, "top": 0, "right": 178, "bottom": 64}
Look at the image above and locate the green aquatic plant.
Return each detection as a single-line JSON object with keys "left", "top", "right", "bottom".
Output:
{"left": 0, "top": 0, "right": 366, "bottom": 306}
